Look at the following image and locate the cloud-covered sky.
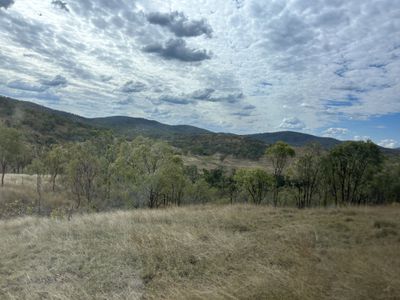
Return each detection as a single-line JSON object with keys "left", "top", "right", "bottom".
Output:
{"left": 0, "top": 0, "right": 399, "bottom": 147}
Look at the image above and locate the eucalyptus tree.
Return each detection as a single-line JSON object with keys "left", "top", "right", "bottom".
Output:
{"left": 45, "top": 144, "right": 66, "bottom": 191}
{"left": 115, "top": 137, "right": 178, "bottom": 208}
{"left": 323, "top": 141, "right": 382, "bottom": 205}
{"left": 234, "top": 168, "right": 274, "bottom": 205}
{"left": 265, "top": 141, "right": 295, "bottom": 206}
{"left": 293, "top": 143, "right": 322, "bottom": 208}
{"left": 64, "top": 141, "right": 101, "bottom": 209}
{"left": 0, "top": 126, "right": 23, "bottom": 186}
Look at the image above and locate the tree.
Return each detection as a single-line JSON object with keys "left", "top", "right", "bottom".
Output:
{"left": 64, "top": 142, "right": 101, "bottom": 210}
{"left": 234, "top": 168, "right": 273, "bottom": 205}
{"left": 323, "top": 141, "right": 382, "bottom": 205}
{"left": 265, "top": 141, "right": 295, "bottom": 206}
{"left": 159, "top": 156, "right": 187, "bottom": 206}
{"left": 0, "top": 126, "right": 23, "bottom": 186}
{"left": 114, "top": 137, "right": 177, "bottom": 208}
{"left": 45, "top": 144, "right": 66, "bottom": 191}
{"left": 27, "top": 153, "right": 46, "bottom": 214}
{"left": 368, "top": 158, "right": 400, "bottom": 204}
{"left": 293, "top": 143, "right": 322, "bottom": 208}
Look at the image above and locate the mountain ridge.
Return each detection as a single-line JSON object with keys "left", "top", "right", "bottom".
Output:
{"left": 1, "top": 95, "right": 397, "bottom": 158}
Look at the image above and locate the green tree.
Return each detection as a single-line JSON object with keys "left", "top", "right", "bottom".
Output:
{"left": 64, "top": 142, "right": 101, "bottom": 210}
{"left": 0, "top": 126, "right": 23, "bottom": 186}
{"left": 293, "top": 143, "right": 322, "bottom": 208}
{"left": 159, "top": 155, "right": 188, "bottom": 206}
{"left": 45, "top": 144, "right": 66, "bottom": 191}
{"left": 234, "top": 168, "right": 273, "bottom": 205}
{"left": 369, "top": 158, "right": 400, "bottom": 204}
{"left": 323, "top": 141, "right": 382, "bottom": 205}
{"left": 114, "top": 137, "right": 177, "bottom": 208}
{"left": 265, "top": 141, "right": 295, "bottom": 206}
{"left": 27, "top": 153, "right": 46, "bottom": 214}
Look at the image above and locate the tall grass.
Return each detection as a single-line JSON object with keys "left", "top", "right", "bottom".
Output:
{"left": 1, "top": 205, "right": 399, "bottom": 299}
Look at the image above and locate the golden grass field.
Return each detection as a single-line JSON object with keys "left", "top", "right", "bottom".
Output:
{"left": 1, "top": 203, "right": 399, "bottom": 300}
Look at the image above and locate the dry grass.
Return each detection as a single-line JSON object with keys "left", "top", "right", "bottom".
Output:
{"left": 0, "top": 174, "right": 73, "bottom": 218}
{"left": 1, "top": 205, "right": 399, "bottom": 299}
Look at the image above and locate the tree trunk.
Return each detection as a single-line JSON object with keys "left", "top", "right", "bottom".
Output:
{"left": 52, "top": 174, "right": 57, "bottom": 192}
{"left": 1, "top": 170, "right": 5, "bottom": 187}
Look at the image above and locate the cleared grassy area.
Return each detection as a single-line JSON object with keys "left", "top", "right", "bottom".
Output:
{"left": 0, "top": 205, "right": 399, "bottom": 299}
{"left": 0, "top": 174, "right": 73, "bottom": 218}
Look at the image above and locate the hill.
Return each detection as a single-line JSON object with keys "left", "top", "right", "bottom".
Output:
{"left": 245, "top": 131, "right": 341, "bottom": 148}
{"left": 1, "top": 95, "right": 397, "bottom": 158}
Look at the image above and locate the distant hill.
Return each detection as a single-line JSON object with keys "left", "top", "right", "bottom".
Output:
{"left": 1, "top": 95, "right": 397, "bottom": 158}
{"left": 0, "top": 96, "right": 266, "bottom": 158}
{"left": 245, "top": 131, "right": 341, "bottom": 149}
{"left": 91, "top": 116, "right": 210, "bottom": 137}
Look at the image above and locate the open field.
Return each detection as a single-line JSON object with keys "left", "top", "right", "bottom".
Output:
{"left": 1, "top": 205, "right": 399, "bottom": 299}
{"left": 0, "top": 174, "right": 73, "bottom": 219}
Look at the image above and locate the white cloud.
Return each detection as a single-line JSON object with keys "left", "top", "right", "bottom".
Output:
{"left": 378, "top": 139, "right": 398, "bottom": 149}
{"left": 323, "top": 127, "right": 349, "bottom": 138}
{"left": 279, "top": 117, "right": 305, "bottom": 130}
{"left": 354, "top": 136, "right": 370, "bottom": 142}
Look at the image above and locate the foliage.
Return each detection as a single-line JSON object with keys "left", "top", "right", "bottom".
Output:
{"left": 64, "top": 141, "right": 101, "bottom": 210}
{"left": 234, "top": 168, "right": 274, "bottom": 204}
{"left": 293, "top": 143, "right": 322, "bottom": 208}
{"left": 322, "top": 140, "right": 383, "bottom": 205}
{"left": 0, "top": 125, "right": 23, "bottom": 186}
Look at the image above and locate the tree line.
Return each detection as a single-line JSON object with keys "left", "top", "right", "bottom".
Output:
{"left": 0, "top": 125, "right": 399, "bottom": 214}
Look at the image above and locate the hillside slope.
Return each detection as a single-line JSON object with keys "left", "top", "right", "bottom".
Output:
{"left": 0, "top": 96, "right": 266, "bottom": 157}
{"left": 2, "top": 95, "right": 396, "bottom": 158}
{"left": 246, "top": 131, "right": 341, "bottom": 148}
{"left": 1, "top": 205, "right": 399, "bottom": 299}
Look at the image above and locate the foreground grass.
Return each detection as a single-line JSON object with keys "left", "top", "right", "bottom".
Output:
{"left": 0, "top": 205, "right": 399, "bottom": 299}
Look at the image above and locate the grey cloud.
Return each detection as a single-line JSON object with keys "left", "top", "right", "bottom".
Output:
{"left": 120, "top": 81, "right": 146, "bottom": 93}
{"left": 190, "top": 88, "right": 215, "bottom": 100}
{"left": 7, "top": 75, "right": 68, "bottom": 92}
{"left": 243, "top": 104, "right": 256, "bottom": 110}
{"left": 51, "top": 0, "right": 69, "bottom": 12}
{"left": 147, "top": 11, "right": 213, "bottom": 38}
{"left": 187, "top": 88, "right": 244, "bottom": 103}
{"left": 100, "top": 75, "right": 113, "bottom": 82}
{"left": 267, "top": 13, "right": 315, "bottom": 52}
{"left": 213, "top": 92, "right": 244, "bottom": 104}
{"left": 143, "top": 39, "right": 211, "bottom": 62}
{"left": 0, "top": 0, "right": 14, "bottom": 9}
{"left": 41, "top": 75, "right": 68, "bottom": 87}
{"left": 231, "top": 111, "right": 252, "bottom": 117}
{"left": 7, "top": 80, "right": 48, "bottom": 92}
{"left": 158, "top": 95, "right": 191, "bottom": 105}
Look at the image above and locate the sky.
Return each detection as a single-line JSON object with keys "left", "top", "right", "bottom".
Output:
{"left": 0, "top": 0, "right": 399, "bottom": 148}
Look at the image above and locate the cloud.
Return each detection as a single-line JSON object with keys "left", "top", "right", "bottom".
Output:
{"left": 279, "top": 117, "right": 305, "bottom": 130}
{"left": 323, "top": 128, "right": 349, "bottom": 138}
{"left": 243, "top": 104, "right": 256, "bottom": 110}
{"left": 158, "top": 95, "right": 191, "bottom": 105}
{"left": 41, "top": 75, "right": 68, "bottom": 87}
{"left": 0, "top": 0, "right": 14, "bottom": 9}
{"left": 120, "top": 81, "right": 146, "bottom": 93}
{"left": 354, "top": 136, "right": 370, "bottom": 142}
{"left": 190, "top": 88, "right": 215, "bottom": 100}
{"left": 143, "top": 38, "right": 211, "bottom": 62}
{"left": 7, "top": 80, "right": 48, "bottom": 92}
{"left": 7, "top": 75, "right": 68, "bottom": 93}
{"left": 0, "top": 0, "right": 399, "bottom": 140}
{"left": 378, "top": 139, "right": 398, "bottom": 149}
{"left": 147, "top": 11, "right": 213, "bottom": 38}
{"left": 51, "top": 0, "right": 69, "bottom": 12}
